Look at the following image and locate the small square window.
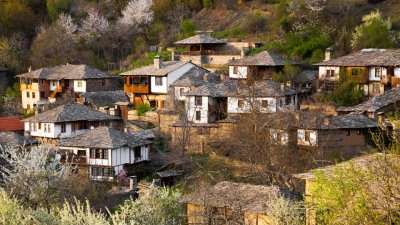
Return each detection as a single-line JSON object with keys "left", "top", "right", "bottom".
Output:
{"left": 61, "top": 123, "right": 66, "bottom": 133}
{"left": 238, "top": 100, "right": 244, "bottom": 108}
{"left": 179, "top": 88, "right": 185, "bottom": 96}
{"left": 346, "top": 130, "right": 350, "bottom": 136}
{"left": 305, "top": 131, "right": 311, "bottom": 142}
{"left": 233, "top": 66, "right": 238, "bottom": 74}
{"left": 77, "top": 81, "right": 82, "bottom": 88}
{"left": 195, "top": 96, "right": 202, "bottom": 106}
{"left": 375, "top": 68, "right": 382, "bottom": 78}
{"left": 155, "top": 77, "right": 163, "bottom": 86}
{"left": 261, "top": 100, "right": 268, "bottom": 108}
{"left": 372, "top": 84, "right": 380, "bottom": 93}
{"left": 40, "top": 79, "right": 45, "bottom": 85}
{"left": 32, "top": 92, "right": 35, "bottom": 98}
{"left": 77, "top": 150, "right": 86, "bottom": 157}
{"left": 26, "top": 92, "right": 30, "bottom": 98}
{"left": 52, "top": 81, "right": 57, "bottom": 86}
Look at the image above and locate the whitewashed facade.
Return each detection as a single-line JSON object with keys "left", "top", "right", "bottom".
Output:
{"left": 297, "top": 129, "right": 318, "bottom": 147}
{"left": 229, "top": 66, "right": 248, "bottom": 79}
{"left": 227, "top": 95, "right": 297, "bottom": 114}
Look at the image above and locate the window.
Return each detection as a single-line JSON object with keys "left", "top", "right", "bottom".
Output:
{"left": 26, "top": 92, "right": 30, "bottom": 98}
{"left": 238, "top": 100, "right": 244, "bottom": 108}
{"left": 38, "top": 123, "right": 41, "bottom": 130}
{"left": 77, "top": 81, "right": 82, "bottom": 88}
{"left": 195, "top": 96, "right": 202, "bottom": 106}
{"left": 375, "top": 68, "right": 382, "bottom": 78}
{"left": 195, "top": 111, "right": 201, "bottom": 121}
{"left": 179, "top": 88, "right": 185, "bottom": 96}
{"left": 351, "top": 68, "right": 358, "bottom": 76}
{"left": 261, "top": 100, "right": 268, "bottom": 108}
{"left": 103, "top": 149, "right": 108, "bottom": 159}
{"left": 90, "top": 149, "right": 96, "bottom": 158}
{"left": 61, "top": 123, "right": 66, "bottom": 133}
{"left": 155, "top": 77, "right": 163, "bottom": 86}
{"left": 32, "top": 92, "right": 35, "bottom": 98}
{"left": 305, "top": 131, "right": 311, "bottom": 142}
{"left": 280, "top": 99, "right": 283, "bottom": 107}
{"left": 91, "top": 167, "right": 111, "bottom": 177}
{"left": 40, "top": 92, "right": 45, "bottom": 98}
{"left": 346, "top": 130, "right": 351, "bottom": 136}
{"left": 357, "top": 130, "right": 362, "bottom": 135}
{"left": 90, "top": 149, "right": 108, "bottom": 159}
{"left": 372, "top": 84, "right": 380, "bottom": 93}
{"left": 134, "top": 146, "right": 141, "bottom": 159}
{"left": 101, "top": 79, "right": 105, "bottom": 86}
{"left": 77, "top": 150, "right": 86, "bottom": 157}
{"left": 52, "top": 81, "right": 57, "bottom": 86}
{"left": 40, "top": 79, "right": 44, "bottom": 85}
{"left": 95, "top": 149, "right": 102, "bottom": 158}
{"left": 327, "top": 70, "right": 335, "bottom": 77}
{"left": 233, "top": 66, "right": 238, "bottom": 74}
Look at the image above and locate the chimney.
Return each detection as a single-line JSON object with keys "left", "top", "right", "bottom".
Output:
{"left": 203, "top": 73, "right": 208, "bottom": 81}
{"left": 171, "top": 51, "right": 175, "bottom": 61}
{"left": 280, "top": 83, "right": 285, "bottom": 92}
{"left": 129, "top": 175, "right": 138, "bottom": 191}
{"left": 324, "top": 47, "right": 333, "bottom": 61}
{"left": 154, "top": 55, "right": 162, "bottom": 69}
{"left": 323, "top": 117, "right": 330, "bottom": 126}
{"left": 28, "top": 66, "right": 32, "bottom": 73}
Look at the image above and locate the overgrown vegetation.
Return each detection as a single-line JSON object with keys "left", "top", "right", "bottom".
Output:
{"left": 135, "top": 103, "right": 150, "bottom": 116}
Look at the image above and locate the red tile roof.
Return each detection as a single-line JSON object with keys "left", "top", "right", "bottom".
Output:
{"left": 0, "top": 116, "right": 24, "bottom": 132}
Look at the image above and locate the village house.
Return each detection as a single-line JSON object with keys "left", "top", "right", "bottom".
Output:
{"left": 337, "top": 87, "right": 400, "bottom": 119}
{"left": 296, "top": 113, "right": 379, "bottom": 157}
{"left": 120, "top": 57, "right": 203, "bottom": 108}
{"left": 173, "top": 34, "right": 259, "bottom": 68}
{"left": 183, "top": 181, "right": 299, "bottom": 225}
{"left": 59, "top": 127, "right": 152, "bottom": 180}
{"left": 293, "top": 153, "right": 400, "bottom": 225}
{"left": 0, "top": 116, "right": 24, "bottom": 134}
{"left": 23, "top": 103, "right": 122, "bottom": 144}
{"left": 315, "top": 48, "right": 400, "bottom": 96}
{"left": 228, "top": 50, "right": 300, "bottom": 80}
{"left": 16, "top": 64, "right": 120, "bottom": 112}
{"left": 169, "top": 66, "right": 219, "bottom": 105}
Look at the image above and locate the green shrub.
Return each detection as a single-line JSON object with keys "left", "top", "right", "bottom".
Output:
{"left": 136, "top": 103, "right": 150, "bottom": 116}
{"left": 180, "top": 19, "right": 196, "bottom": 39}
{"left": 46, "top": 0, "right": 71, "bottom": 22}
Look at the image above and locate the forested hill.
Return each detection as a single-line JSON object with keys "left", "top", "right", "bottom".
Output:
{"left": 0, "top": 0, "right": 399, "bottom": 74}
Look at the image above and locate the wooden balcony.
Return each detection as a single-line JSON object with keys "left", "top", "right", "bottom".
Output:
{"left": 20, "top": 83, "right": 39, "bottom": 91}
{"left": 124, "top": 84, "right": 150, "bottom": 94}
{"left": 50, "top": 86, "right": 63, "bottom": 98}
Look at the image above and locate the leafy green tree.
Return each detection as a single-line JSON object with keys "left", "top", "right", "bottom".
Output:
{"left": 180, "top": 19, "right": 196, "bottom": 38}
{"left": 46, "top": 0, "right": 71, "bottom": 22}
{"left": 272, "top": 61, "right": 301, "bottom": 84}
{"left": 351, "top": 10, "right": 395, "bottom": 50}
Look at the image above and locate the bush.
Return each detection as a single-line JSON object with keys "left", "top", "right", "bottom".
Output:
{"left": 136, "top": 103, "right": 150, "bottom": 116}
{"left": 46, "top": 0, "right": 71, "bottom": 22}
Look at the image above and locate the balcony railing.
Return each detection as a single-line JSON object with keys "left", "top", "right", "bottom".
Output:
{"left": 20, "top": 83, "right": 39, "bottom": 91}
{"left": 124, "top": 84, "right": 150, "bottom": 93}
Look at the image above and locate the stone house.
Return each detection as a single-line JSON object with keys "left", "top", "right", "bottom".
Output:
{"left": 120, "top": 57, "right": 202, "bottom": 108}
{"left": 183, "top": 181, "right": 299, "bottom": 225}
{"left": 59, "top": 127, "right": 152, "bottom": 180}
{"left": 315, "top": 48, "right": 400, "bottom": 96}
{"left": 16, "top": 64, "right": 120, "bottom": 112}
{"left": 173, "top": 34, "right": 259, "bottom": 68}
{"left": 23, "top": 103, "right": 122, "bottom": 144}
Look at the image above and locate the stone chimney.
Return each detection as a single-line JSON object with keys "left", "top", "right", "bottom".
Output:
{"left": 280, "top": 83, "right": 285, "bottom": 92}
{"left": 28, "top": 66, "right": 32, "bottom": 73}
{"left": 203, "top": 73, "right": 208, "bottom": 81}
{"left": 324, "top": 47, "right": 333, "bottom": 61}
{"left": 323, "top": 117, "right": 330, "bottom": 126}
{"left": 154, "top": 55, "right": 162, "bottom": 69}
{"left": 129, "top": 175, "right": 138, "bottom": 191}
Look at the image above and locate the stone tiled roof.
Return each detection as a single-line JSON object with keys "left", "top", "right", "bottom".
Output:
{"left": 185, "top": 80, "right": 241, "bottom": 97}
{"left": 170, "top": 67, "right": 219, "bottom": 87}
{"left": 174, "top": 34, "right": 226, "bottom": 45}
{"left": 24, "top": 104, "right": 120, "bottom": 123}
{"left": 129, "top": 129, "right": 155, "bottom": 140}
{"left": 228, "top": 51, "right": 299, "bottom": 66}
{"left": 315, "top": 49, "right": 400, "bottom": 67}
{"left": 120, "top": 61, "right": 189, "bottom": 76}
{"left": 81, "top": 91, "right": 129, "bottom": 108}
{"left": 0, "top": 132, "right": 37, "bottom": 148}
{"left": 293, "top": 153, "right": 400, "bottom": 180}
{"left": 230, "top": 80, "right": 296, "bottom": 97}
{"left": 299, "top": 113, "right": 378, "bottom": 130}
{"left": 337, "top": 87, "right": 400, "bottom": 113}
{"left": 60, "top": 127, "right": 152, "bottom": 149}
{"left": 16, "top": 64, "right": 118, "bottom": 80}
{"left": 182, "top": 181, "right": 297, "bottom": 214}
{"left": 0, "top": 116, "right": 24, "bottom": 132}
{"left": 294, "top": 70, "right": 318, "bottom": 83}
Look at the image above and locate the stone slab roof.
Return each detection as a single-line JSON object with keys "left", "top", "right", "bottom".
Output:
{"left": 120, "top": 61, "right": 189, "bottom": 76}
{"left": 299, "top": 113, "right": 378, "bottom": 130}
{"left": 16, "top": 64, "right": 118, "bottom": 80}
{"left": 293, "top": 153, "right": 400, "bottom": 180}
{"left": 24, "top": 104, "right": 120, "bottom": 123}
{"left": 228, "top": 51, "right": 299, "bottom": 66}
{"left": 0, "top": 132, "right": 37, "bottom": 148}
{"left": 315, "top": 49, "right": 400, "bottom": 67}
{"left": 182, "top": 181, "right": 296, "bottom": 214}
{"left": 170, "top": 67, "right": 219, "bottom": 87}
{"left": 294, "top": 70, "right": 318, "bottom": 83}
{"left": 230, "top": 80, "right": 296, "bottom": 97}
{"left": 60, "top": 127, "right": 152, "bottom": 149}
{"left": 174, "top": 34, "right": 226, "bottom": 45}
{"left": 81, "top": 91, "right": 129, "bottom": 108}
{"left": 337, "top": 87, "right": 400, "bottom": 113}
{"left": 185, "top": 80, "right": 241, "bottom": 97}
{"left": 0, "top": 116, "right": 24, "bottom": 132}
